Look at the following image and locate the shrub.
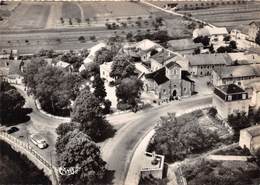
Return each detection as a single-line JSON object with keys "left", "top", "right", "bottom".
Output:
{"left": 208, "top": 107, "right": 217, "bottom": 117}
{"left": 117, "top": 102, "right": 132, "bottom": 111}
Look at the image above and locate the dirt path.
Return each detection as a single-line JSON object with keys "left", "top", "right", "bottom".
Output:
{"left": 45, "top": 2, "right": 62, "bottom": 29}
{"left": 76, "top": 2, "right": 85, "bottom": 23}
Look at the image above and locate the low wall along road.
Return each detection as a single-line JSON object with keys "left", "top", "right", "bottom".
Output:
{"left": 0, "top": 131, "right": 59, "bottom": 185}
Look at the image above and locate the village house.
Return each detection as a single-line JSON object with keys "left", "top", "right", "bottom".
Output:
{"left": 140, "top": 152, "right": 165, "bottom": 180}
{"left": 213, "top": 84, "right": 249, "bottom": 119}
{"left": 193, "top": 26, "right": 228, "bottom": 42}
{"left": 242, "top": 79, "right": 260, "bottom": 110}
{"left": 212, "top": 64, "right": 260, "bottom": 86}
{"left": 100, "top": 61, "right": 113, "bottom": 83}
{"left": 79, "top": 42, "right": 107, "bottom": 72}
{"left": 122, "top": 39, "right": 161, "bottom": 63}
{"left": 167, "top": 39, "right": 203, "bottom": 54}
{"left": 228, "top": 52, "right": 260, "bottom": 65}
{"left": 55, "top": 60, "right": 73, "bottom": 72}
{"left": 248, "top": 21, "right": 260, "bottom": 42}
{"left": 184, "top": 53, "right": 232, "bottom": 76}
{"left": 239, "top": 125, "right": 260, "bottom": 155}
{"left": 143, "top": 60, "right": 195, "bottom": 102}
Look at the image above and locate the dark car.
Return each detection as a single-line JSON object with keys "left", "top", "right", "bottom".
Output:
{"left": 7, "top": 127, "right": 19, "bottom": 134}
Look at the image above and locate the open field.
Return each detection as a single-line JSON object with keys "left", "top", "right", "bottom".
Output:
{"left": 0, "top": 2, "right": 50, "bottom": 30}
{"left": 0, "top": 1, "right": 161, "bottom": 30}
{"left": 178, "top": 2, "right": 260, "bottom": 29}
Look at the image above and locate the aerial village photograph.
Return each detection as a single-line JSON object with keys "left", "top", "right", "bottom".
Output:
{"left": 2, "top": 0, "right": 260, "bottom": 185}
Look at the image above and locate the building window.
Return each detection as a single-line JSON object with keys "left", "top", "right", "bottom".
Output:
{"left": 163, "top": 89, "right": 166, "bottom": 94}
{"left": 228, "top": 95, "right": 232, "bottom": 101}
{"left": 184, "top": 88, "right": 186, "bottom": 92}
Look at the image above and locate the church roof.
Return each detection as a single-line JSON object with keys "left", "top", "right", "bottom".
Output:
{"left": 145, "top": 67, "right": 169, "bottom": 85}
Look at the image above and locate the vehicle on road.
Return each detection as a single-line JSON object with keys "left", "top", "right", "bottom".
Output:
{"left": 6, "top": 127, "right": 19, "bottom": 134}
{"left": 30, "top": 134, "right": 48, "bottom": 149}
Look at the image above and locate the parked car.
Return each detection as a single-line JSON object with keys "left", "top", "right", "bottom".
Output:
{"left": 6, "top": 127, "right": 19, "bottom": 134}
{"left": 30, "top": 134, "right": 48, "bottom": 149}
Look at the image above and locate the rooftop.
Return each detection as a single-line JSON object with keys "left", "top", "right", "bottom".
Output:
{"left": 151, "top": 50, "right": 176, "bottom": 64}
{"left": 249, "top": 21, "right": 260, "bottom": 27}
{"left": 135, "top": 39, "right": 159, "bottom": 51}
{"left": 205, "top": 26, "right": 228, "bottom": 35}
{"left": 145, "top": 66, "right": 193, "bottom": 85}
{"left": 185, "top": 53, "right": 232, "bottom": 66}
{"left": 242, "top": 125, "right": 260, "bottom": 138}
{"left": 214, "top": 65, "right": 258, "bottom": 79}
{"left": 140, "top": 152, "right": 164, "bottom": 171}
{"left": 168, "top": 39, "right": 203, "bottom": 51}
{"left": 216, "top": 84, "right": 246, "bottom": 94}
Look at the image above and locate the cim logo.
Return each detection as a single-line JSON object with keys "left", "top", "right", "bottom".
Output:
{"left": 58, "top": 166, "right": 81, "bottom": 176}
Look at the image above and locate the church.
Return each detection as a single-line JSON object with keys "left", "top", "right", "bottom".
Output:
{"left": 143, "top": 53, "right": 195, "bottom": 102}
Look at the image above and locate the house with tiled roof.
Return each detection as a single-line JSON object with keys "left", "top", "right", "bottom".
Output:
{"left": 213, "top": 84, "right": 249, "bottom": 119}
{"left": 212, "top": 64, "right": 260, "bottom": 86}
{"left": 184, "top": 53, "right": 232, "bottom": 76}
{"left": 143, "top": 60, "right": 194, "bottom": 102}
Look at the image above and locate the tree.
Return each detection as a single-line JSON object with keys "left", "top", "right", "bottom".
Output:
{"left": 78, "top": 36, "right": 85, "bottom": 43}
{"left": 94, "top": 48, "right": 113, "bottom": 65}
{"left": 228, "top": 112, "right": 250, "bottom": 140}
{"left": 223, "top": 35, "right": 231, "bottom": 41}
{"left": 116, "top": 77, "right": 143, "bottom": 109}
{"left": 229, "top": 40, "right": 237, "bottom": 49}
{"left": 72, "top": 88, "right": 114, "bottom": 141}
{"left": 110, "top": 55, "right": 135, "bottom": 80}
{"left": 256, "top": 32, "right": 260, "bottom": 45}
{"left": 92, "top": 74, "right": 106, "bottom": 101}
{"left": 56, "top": 129, "right": 107, "bottom": 185}
{"left": 80, "top": 62, "right": 100, "bottom": 80}
{"left": 193, "top": 47, "right": 201, "bottom": 54}
{"left": 0, "top": 81, "right": 25, "bottom": 124}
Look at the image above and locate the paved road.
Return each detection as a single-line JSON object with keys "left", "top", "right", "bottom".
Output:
{"left": 13, "top": 85, "right": 65, "bottom": 165}
{"left": 102, "top": 95, "right": 212, "bottom": 185}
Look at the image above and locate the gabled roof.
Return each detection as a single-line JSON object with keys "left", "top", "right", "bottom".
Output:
{"left": 56, "top": 61, "right": 71, "bottom": 68}
{"left": 8, "top": 60, "right": 23, "bottom": 75}
{"left": 186, "top": 53, "right": 232, "bottom": 66}
{"left": 145, "top": 67, "right": 169, "bottom": 85}
{"left": 135, "top": 39, "right": 158, "bottom": 51}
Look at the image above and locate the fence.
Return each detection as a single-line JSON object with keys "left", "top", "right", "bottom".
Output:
{"left": 0, "top": 131, "right": 59, "bottom": 185}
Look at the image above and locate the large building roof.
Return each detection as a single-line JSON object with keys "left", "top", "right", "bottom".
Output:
{"left": 185, "top": 53, "right": 232, "bottom": 66}
{"left": 214, "top": 65, "right": 258, "bottom": 79}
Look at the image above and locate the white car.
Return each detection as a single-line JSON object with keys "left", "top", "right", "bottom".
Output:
{"left": 30, "top": 134, "right": 48, "bottom": 149}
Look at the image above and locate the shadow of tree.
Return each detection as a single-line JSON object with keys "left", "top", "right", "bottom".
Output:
{"left": 1, "top": 108, "right": 32, "bottom": 126}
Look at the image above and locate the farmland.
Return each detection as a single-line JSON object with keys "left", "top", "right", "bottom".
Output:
{"left": 0, "top": 1, "right": 161, "bottom": 30}
{"left": 0, "top": 2, "right": 51, "bottom": 30}
{"left": 178, "top": 1, "right": 260, "bottom": 29}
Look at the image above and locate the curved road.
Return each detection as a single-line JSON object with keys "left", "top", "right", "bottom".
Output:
{"left": 14, "top": 84, "right": 212, "bottom": 185}
{"left": 103, "top": 95, "right": 212, "bottom": 185}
